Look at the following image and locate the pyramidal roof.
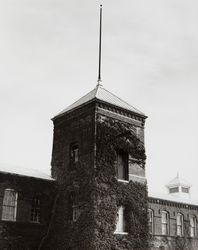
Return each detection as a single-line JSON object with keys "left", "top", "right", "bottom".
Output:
{"left": 54, "top": 84, "right": 146, "bottom": 119}
{"left": 166, "top": 173, "right": 191, "bottom": 188}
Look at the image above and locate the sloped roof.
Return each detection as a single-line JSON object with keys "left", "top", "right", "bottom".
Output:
{"left": 0, "top": 163, "right": 54, "bottom": 181}
{"left": 166, "top": 173, "right": 191, "bottom": 188}
{"left": 54, "top": 84, "right": 145, "bottom": 119}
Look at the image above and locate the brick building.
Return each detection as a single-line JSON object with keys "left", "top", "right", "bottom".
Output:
{"left": 0, "top": 85, "right": 198, "bottom": 249}
{"left": 0, "top": 165, "right": 55, "bottom": 249}
{"left": 148, "top": 174, "right": 198, "bottom": 250}
{"left": 47, "top": 83, "right": 148, "bottom": 250}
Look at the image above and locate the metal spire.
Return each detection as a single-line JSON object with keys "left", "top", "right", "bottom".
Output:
{"left": 97, "top": 4, "right": 103, "bottom": 86}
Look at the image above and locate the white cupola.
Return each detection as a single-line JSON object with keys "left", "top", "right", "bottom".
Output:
{"left": 166, "top": 173, "right": 191, "bottom": 200}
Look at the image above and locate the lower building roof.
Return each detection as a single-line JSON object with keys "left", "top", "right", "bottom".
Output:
{"left": 0, "top": 163, "right": 54, "bottom": 181}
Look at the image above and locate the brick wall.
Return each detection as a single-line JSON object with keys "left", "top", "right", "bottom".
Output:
{"left": 49, "top": 103, "right": 96, "bottom": 249}
{"left": 48, "top": 100, "right": 148, "bottom": 250}
{"left": 0, "top": 172, "right": 55, "bottom": 250}
{"left": 149, "top": 197, "right": 198, "bottom": 250}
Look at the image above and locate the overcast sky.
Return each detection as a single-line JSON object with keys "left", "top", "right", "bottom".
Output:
{"left": 0, "top": 0, "right": 198, "bottom": 198}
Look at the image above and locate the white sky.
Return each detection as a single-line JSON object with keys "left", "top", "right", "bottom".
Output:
{"left": 0, "top": 0, "right": 198, "bottom": 198}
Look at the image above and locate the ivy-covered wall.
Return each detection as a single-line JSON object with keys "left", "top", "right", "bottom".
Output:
{"left": 48, "top": 102, "right": 148, "bottom": 250}
{"left": 48, "top": 103, "right": 97, "bottom": 250}
{"left": 93, "top": 115, "right": 148, "bottom": 250}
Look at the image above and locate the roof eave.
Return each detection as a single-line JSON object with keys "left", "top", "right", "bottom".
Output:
{"left": 0, "top": 170, "right": 56, "bottom": 182}
{"left": 52, "top": 98, "right": 147, "bottom": 121}
{"left": 52, "top": 98, "right": 97, "bottom": 121}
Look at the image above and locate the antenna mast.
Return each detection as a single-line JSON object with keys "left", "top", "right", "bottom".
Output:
{"left": 97, "top": 4, "right": 103, "bottom": 86}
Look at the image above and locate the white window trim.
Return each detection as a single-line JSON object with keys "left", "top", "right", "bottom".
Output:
{"left": 161, "top": 211, "right": 169, "bottom": 235}
{"left": 177, "top": 213, "right": 184, "bottom": 236}
{"left": 190, "top": 216, "right": 197, "bottom": 237}
{"left": 114, "top": 232, "right": 128, "bottom": 235}
{"left": 114, "top": 206, "right": 128, "bottom": 234}
{"left": 117, "top": 179, "right": 129, "bottom": 184}
{"left": 2, "top": 188, "right": 18, "bottom": 222}
{"left": 148, "top": 209, "right": 154, "bottom": 234}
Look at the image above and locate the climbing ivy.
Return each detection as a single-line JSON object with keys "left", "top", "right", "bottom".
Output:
{"left": 93, "top": 116, "right": 149, "bottom": 250}
{"left": 46, "top": 115, "right": 148, "bottom": 250}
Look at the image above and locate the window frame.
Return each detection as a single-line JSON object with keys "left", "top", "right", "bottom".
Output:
{"left": 169, "top": 187, "right": 179, "bottom": 193}
{"left": 68, "top": 192, "right": 80, "bottom": 222}
{"left": 2, "top": 188, "right": 18, "bottom": 222}
{"left": 181, "top": 187, "right": 189, "bottom": 193}
{"left": 72, "top": 204, "right": 81, "bottom": 222}
{"left": 177, "top": 213, "right": 184, "bottom": 236}
{"left": 148, "top": 209, "right": 154, "bottom": 234}
{"left": 114, "top": 206, "right": 128, "bottom": 235}
{"left": 116, "top": 150, "right": 129, "bottom": 182}
{"left": 190, "top": 215, "right": 197, "bottom": 237}
{"left": 70, "top": 143, "right": 79, "bottom": 165}
{"left": 30, "top": 197, "right": 41, "bottom": 223}
{"left": 161, "top": 211, "right": 169, "bottom": 235}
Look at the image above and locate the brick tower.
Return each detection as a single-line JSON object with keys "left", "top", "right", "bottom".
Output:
{"left": 49, "top": 83, "right": 148, "bottom": 250}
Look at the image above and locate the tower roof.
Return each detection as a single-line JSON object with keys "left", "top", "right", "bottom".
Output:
{"left": 166, "top": 173, "right": 191, "bottom": 188}
{"left": 53, "top": 84, "right": 146, "bottom": 119}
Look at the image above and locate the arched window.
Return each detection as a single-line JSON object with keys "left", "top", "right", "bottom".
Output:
{"left": 177, "top": 213, "right": 184, "bottom": 236}
{"left": 190, "top": 215, "right": 197, "bottom": 237}
{"left": 2, "top": 189, "right": 18, "bottom": 221}
{"left": 115, "top": 206, "right": 127, "bottom": 234}
{"left": 148, "top": 209, "right": 154, "bottom": 234}
{"left": 162, "top": 211, "right": 169, "bottom": 235}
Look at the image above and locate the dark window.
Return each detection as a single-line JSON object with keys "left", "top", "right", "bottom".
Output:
{"left": 182, "top": 187, "right": 189, "bottom": 193}
{"left": 116, "top": 150, "right": 128, "bottom": 181}
{"left": 68, "top": 192, "right": 80, "bottom": 222}
{"left": 169, "top": 187, "right": 179, "bottom": 193}
{"left": 30, "top": 197, "right": 41, "bottom": 223}
{"left": 70, "top": 144, "right": 79, "bottom": 164}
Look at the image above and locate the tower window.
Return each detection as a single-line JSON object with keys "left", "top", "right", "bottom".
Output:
{"left": 116, "top": 150, "right": 128, "bottom": 181}
{"left": 72, "top": 205, "right": 81, "bottom": 222}
{"left": 190, "top": 216, "right": 197, "bottom": 237}
{"left": 30, "top": 197, "right": 41, "bottom": 223}
{"left": 68, "top": 192, "right": 80, "bottom": 222}
{"left": 148, "top": 209, "right": 154, "bottom": 234}
{"left": 177, "top": 213, "right": 184, "bottom": 236}
{"left": 136, "top": 127, "right": 141, "bottom": 138}
{"left": 70, "top": 144, "right": 79, "bottom": 164}
{"left": 2, "top": 189, "right": 18, "bottom": 221}
{"left": 114, "top": 206, "right": 127, "bottom": 234}
{"left": 161, "top": 211, "right": 169, "bottom": 235}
